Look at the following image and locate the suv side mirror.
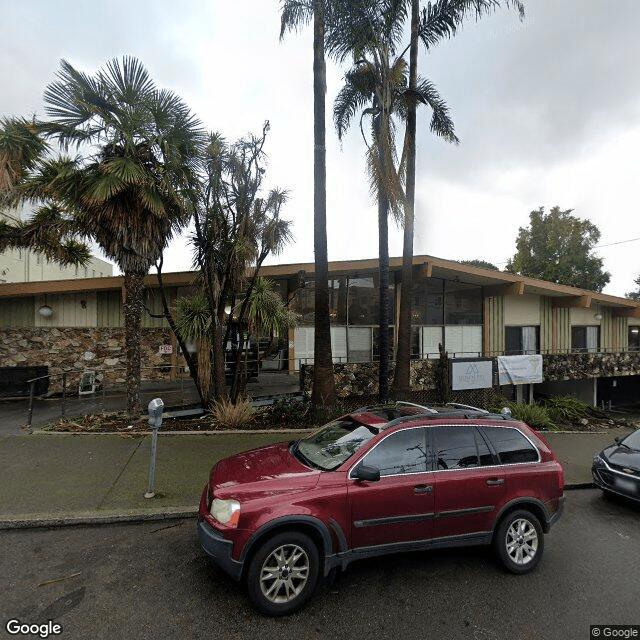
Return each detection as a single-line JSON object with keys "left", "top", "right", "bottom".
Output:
{"left": 354, "top": 464, "right": 381, "bottom": 482}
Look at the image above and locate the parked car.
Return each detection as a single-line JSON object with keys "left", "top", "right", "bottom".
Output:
{"left": 197, "top": 402, "right": 565, "bottom": 615}
{"left": 592, "top": 428, "right": 640, "bottom": 503}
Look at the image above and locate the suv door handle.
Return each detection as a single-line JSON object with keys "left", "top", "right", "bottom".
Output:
{"left": 486, "top": 478, "right": 505, "bottom": 486}
{"left": 414, "top": 485, "right": 433, "bottom": 494}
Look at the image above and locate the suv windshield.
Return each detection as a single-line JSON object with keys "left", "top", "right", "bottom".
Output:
{"left": 293, "top": 418, "right": 379, "bottom": 471}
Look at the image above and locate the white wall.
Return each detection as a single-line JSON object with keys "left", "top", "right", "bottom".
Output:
{"left": 504, "top": 295, "right": 541, "bottom": 325}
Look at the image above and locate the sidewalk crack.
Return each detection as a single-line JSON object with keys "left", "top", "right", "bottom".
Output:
{"left": 96, "top": 439, "right": 144, "bottom": 510}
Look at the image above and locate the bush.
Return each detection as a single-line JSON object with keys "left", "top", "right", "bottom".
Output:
{"left": 542, "top": 396, "right": 590, "bottom": 423}
{"left": 265, "top": 397, "right": 309, "bottom": 425}
{"left": 502, "top": 402, "right": 557, "bottom": 431}
{"left": 210, "top": 398, "right": 255, "bottom": 429}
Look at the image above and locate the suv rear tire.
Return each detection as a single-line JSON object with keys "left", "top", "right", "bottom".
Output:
{"left": 246, "top": 531, "right": 319, "bottom": 616}
{"left": 494, "top": 510, "right": 544, "bottom": 574}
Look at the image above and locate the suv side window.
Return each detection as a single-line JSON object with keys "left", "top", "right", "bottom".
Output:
{"left": 432, "top": 426, "right": 493, "bottom": 470}
{"left": 480, "top": 426, "right": 539, "bottom": 464}
{"left": 360, "top": 428, "right": 427, "bottom": 477}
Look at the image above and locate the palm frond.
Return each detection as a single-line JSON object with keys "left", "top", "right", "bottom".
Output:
{"left": 279, "top": 0, "right": 313, "bottom": 40}
{"left": 0, "top": 117, "right": 48, "bottom": 192}
{"left": 414, "top": 78, "right": 459, "bottom": 144}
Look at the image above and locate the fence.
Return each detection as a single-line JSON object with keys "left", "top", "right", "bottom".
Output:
{"left": 23, "top": 365, "right": 199, "bottom": 428}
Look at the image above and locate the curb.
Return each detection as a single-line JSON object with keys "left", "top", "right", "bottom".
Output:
{"left": 0, "top": 508, "right": 196, "bottom": 531}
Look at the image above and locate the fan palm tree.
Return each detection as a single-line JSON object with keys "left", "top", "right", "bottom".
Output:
{"left": 0, "top": 118, "right": 90, "bottom": 265}
{"left": 393, "top": 0, "right": 524, "bottom": 399}
{"left": 280, "top": 0, "right": 337, "bottom": 415}
{"left": 8, "top": 57, "right": 204, "bottom": 416}
{"left": 332, "top": 0, "right": 458, "bottom": 401}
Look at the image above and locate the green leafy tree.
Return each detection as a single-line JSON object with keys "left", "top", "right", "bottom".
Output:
{"left": 4, "top": 57, "right": 204, "bottom": 416}
{"left": 506, "top": 206, "right": 610, "bottom": 291}
{"left": 626, "top": 275, "right": 640, "bottom": 300}
{"left": 459, "top": 259, "right": 500, "bottom": 270}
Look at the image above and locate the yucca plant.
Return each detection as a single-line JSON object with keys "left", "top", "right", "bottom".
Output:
{"left": 542, "top": 396, "right": 590, "bottom": 423}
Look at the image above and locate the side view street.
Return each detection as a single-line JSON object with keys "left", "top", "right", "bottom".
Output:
{"left": 2, "top": 0, "right": 640, "bottom": 638}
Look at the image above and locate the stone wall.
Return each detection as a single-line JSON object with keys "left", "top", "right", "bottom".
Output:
{"left": 301, "top": 360, "right": 438, "bottom": 398}
{"left": 0, "top": 327, "right": 183, "bottom": 393}
{"left": 543, "top": 352, "right": 640, "bottom": 381}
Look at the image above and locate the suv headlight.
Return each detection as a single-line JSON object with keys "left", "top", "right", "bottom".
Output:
{"left": 210, "top": 498, "right": 241, "bottom": 527}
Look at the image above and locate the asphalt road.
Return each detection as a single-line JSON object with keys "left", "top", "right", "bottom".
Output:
{"left": 2, "top": 490, "right": 639, "bottom": 640}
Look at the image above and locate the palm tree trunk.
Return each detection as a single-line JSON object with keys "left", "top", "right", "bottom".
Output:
{"left": 123, "top": 271, "right": 144, "bottom": 416}
{"left": 392, "top": 0, "right": 419, "bottom": 400}
{"left": 310, "top": 0, "right": 337, "bottom": 415}
{"left": 378, "top": 190, "right": 390, "bottom": 403}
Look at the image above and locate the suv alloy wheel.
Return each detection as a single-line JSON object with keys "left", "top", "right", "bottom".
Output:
{"left": 494, "top": 509, "right": 544, "bottom": 574}
{"left": 246, "top": 531, "right": 320, "bottom": 616}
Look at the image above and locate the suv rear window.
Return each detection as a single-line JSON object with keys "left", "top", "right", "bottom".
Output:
{"left": 480, "top": 426, "right": 539, "bottom": 464}
{"left": 432, "top": 425, "right": 493, "bottom": 470}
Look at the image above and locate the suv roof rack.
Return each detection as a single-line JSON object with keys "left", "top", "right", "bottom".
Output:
{"left": 445, "top": 402, "right": 489, "bottom": 414}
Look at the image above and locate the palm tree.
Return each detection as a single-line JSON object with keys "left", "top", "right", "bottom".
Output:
{"left": 0, "top": 118, "right": 90, "bottom": 266}
{"left": 8, "top": 57, "right": 204, "bottom": 416}
{"left": 332, "top": 0, "right": 457, "bottom": 401}
{"left": 393, "top": 0, "right": 524, "bottom": 398}
{"left": 280, "top": 0, "right": 337, "bottom": 415}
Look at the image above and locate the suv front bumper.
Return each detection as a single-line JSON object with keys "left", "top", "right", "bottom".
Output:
{"left": 197, "top": 519, "right": 243, "bottom": 581}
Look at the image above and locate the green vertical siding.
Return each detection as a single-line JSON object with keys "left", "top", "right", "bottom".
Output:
{"left": 555, "top": 307, "right": 571, "bottom": 352}
{"left": 601, "top": 309, "right": 627, "bottom": 352}
{"left": 487, "top": 296, "right": 504, "bottom": 355}
{"left": 0, "top": 297, "right": 35, "bottom": 327}
{"left": 540, "top": 297, "right": 553, "bottom": 353}
{"left": 97, "top": 290, "right": 123, "bottom": 327}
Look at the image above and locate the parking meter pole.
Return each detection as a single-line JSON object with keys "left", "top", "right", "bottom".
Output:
{"left": 145, "top": 428, "right": 159, "bottom": 499}
{"left": 145, "top": 398, "right": 164, "bottom": 499}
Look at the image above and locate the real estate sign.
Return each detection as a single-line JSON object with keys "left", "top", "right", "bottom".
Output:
{"left": 451, "top": 358, "right": 494, "bottom": 390}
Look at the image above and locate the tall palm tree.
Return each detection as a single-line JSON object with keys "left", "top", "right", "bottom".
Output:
{"left": 332, "top": 0, "right": 457, "bottom": 401}
{"left": 393, "top": 0, "right": 525, "bottom": 399}
{"left": 280, "top": 0, "right": 337, "bottom": 414}
{"left": 8, "top": 57, "right": 204, "bottom": 416}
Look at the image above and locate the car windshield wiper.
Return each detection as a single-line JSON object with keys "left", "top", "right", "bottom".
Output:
{"left": 290, "top": 440, "right": 323, "bottom": 470}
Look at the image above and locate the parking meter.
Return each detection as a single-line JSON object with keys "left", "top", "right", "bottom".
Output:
{"left": 145, "top": 398, "right": 164, "bottom": 498}
{"left": 148, "top": 398, "right": 164, "bottom": 429}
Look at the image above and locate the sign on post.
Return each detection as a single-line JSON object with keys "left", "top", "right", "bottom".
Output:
{"left": 451, "top": 359, "right": 494, "bottom": 391}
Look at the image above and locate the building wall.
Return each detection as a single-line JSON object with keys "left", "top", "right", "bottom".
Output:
{"left": 504, "top": 294, "right": 540, "bottom": 325}
{"left": 484, "top": 296, "right": 504, "bottom": 356}
{"left": 0, "top": 327, "right": 181, "bottom": 393}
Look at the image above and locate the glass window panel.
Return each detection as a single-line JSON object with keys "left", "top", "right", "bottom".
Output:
{"left": 411, "top": 278, "right": 444, "bottom": 325}
{"left": 347, "top": 327, "right": 372, "bottom": 362}
{"left": 347, "top": 276, "right": 395, "bottom": 325}
{"left": 586, "top": 326, "right": 599, "bottom": 353}
{"left": 290, "top": 280, "right": 315, "bottom": 325}
{"left": 362, "top": 428, "right": 428, "bottom": 476}
{"left": 433, "top": 426, "right": 480, "bottom": 470}
{"left": 629, "top": 326, "right": 640, "bottom": 351}
{"left": 421, "top": 326, "right": 443, "bottom": 358}
{"left": 444, "top": 282, "right": 482, "bottom": 325}
{"left": 480, "top": 426, "right": 538, "bottom": 464}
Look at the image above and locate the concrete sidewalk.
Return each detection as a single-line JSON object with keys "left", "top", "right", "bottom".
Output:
{"left": 0, "top": 427, "right": 633, "bottom": 529}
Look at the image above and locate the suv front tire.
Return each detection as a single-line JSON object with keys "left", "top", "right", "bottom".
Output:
{"left": 246, "top": 531, "right": 320, "bottom": 616}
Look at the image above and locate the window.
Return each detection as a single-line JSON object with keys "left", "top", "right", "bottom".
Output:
{"left": 505, "top": 326, "right": 540, "bottom": 355}
{"left": 480, "top": 426, "right": 538, "bottom": 464}
{"left": 444, "top": 282, "right": 482, "bottom": 325}
{"left": 412, "top": 278, "right": 444, "bottom": 325}
{"left": 432, "top": 426, "right": 492, "bottom": 470}
{"left": 571, "top": 326, "right": 599, "bottom": 353}
{"left": 628, "top": 326, "right": 640, "bottom": 351}
{"left": 361, "top": 428, "right": 427, "bottom": 476}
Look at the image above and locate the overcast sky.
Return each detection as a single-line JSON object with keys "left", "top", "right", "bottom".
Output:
{"left": 2, "top": 1, "right": 639, "bottom": 296}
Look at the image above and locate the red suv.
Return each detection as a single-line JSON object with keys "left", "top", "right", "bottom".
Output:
{"left": 197, "top": 403, "right": 565, "bottom": 615}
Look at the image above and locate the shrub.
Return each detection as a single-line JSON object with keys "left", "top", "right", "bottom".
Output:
{"left": 210, "top": 398, "right": 255, "bottom": 429}
{"left": 502, "top": 402, "right": 557, "bottom": 431}
{"left": 266, "top": 397, "right": 309, "bottom": 425}
{"left": 542, "top": 396, "right": 590, "bottom": 423}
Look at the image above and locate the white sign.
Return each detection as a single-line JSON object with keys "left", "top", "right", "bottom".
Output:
{"left": 451, "top": 359, "right": 493, "bottom": 390}
{"left": 159, "top": 344, "right": 173, "bottom": 354}
{"left": 497, "top": 355, "right": 543, "bottom": 385}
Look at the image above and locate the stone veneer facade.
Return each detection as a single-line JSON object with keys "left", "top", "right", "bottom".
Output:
{"left": 0, "top": 328, "right": 183, "bottom": 393}
{"left": 302, "top": 352, "right": 640, "bottom": 401}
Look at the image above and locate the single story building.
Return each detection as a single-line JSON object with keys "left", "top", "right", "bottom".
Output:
{"left": 1, "top": 255, "right": 639, "bottom": 405}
